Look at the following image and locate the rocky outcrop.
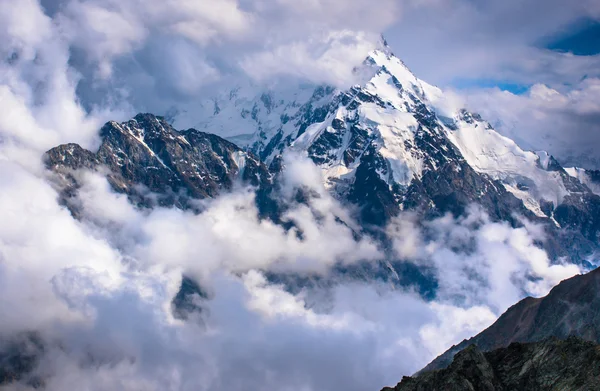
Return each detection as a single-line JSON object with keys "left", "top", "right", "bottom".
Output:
{"left": 171, "top": 276, "right": 209, "bottom": 320}
{"left": 45, "top": 114, "right": 280, "bottom": 311}
{"left": 383, "top": 337, "right": 600, "bottom": 391}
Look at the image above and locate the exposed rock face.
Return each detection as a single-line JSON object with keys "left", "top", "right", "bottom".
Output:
{"left": 383, "top": 337, "right": 600, "bottom": 391}
{"left": 588, "top": 170, "right": 600, "bottom": 184}
{"left": 171, "top": 276, "right": 209, "bottom": 320}
{"left": 0, "top": 334, "right": 43, "bottom": 387}
{"left": 45, "top": 113, "right": 273, "bottom": 214}
{"left": 402, "top": 160, "right": 529, "bottom": 224}
{"left": 421, "top": 267, "right": 600, "bottom": 372}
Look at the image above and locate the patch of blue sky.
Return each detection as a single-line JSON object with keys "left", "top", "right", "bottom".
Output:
{"left": 451, "top": 78, "right": 531, "bottom": 95}
{"left": 544, "top": 19, "right": 600, "bottom": 56}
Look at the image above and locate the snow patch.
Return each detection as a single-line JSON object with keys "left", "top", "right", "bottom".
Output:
{"left": 445, "top": 119, "right": 568, "bottom": 206}
{"left": 565, "top": 167, "right": 600, "bottom": 195}
{"left": 359, "top": 104, "right": 422, "bottom": 186}
{"left": 368, "top": 50, "right": 422, "bottom": 97}
{"left": 503, "top": 184, "right": 547, "bottom": 218}
{"left": 232, "top": 151, "right": 247, "bottom": 175}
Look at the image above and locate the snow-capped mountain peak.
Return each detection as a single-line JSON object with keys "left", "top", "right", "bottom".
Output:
{"left": 47, "top": 44, "right": 600, "bottom": 264}
{"left": 169, "top": 45, "right": 600, "bottom": 258}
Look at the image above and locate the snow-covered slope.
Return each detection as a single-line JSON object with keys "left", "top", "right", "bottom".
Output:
{"left": 171, "top": 80, "right": 338, "bottom": 163}
{"left": 564, "top": 167, "right": 600, "bottom": 195}
{"left": 443, "top": 112, "right": 569, "bottom": 217}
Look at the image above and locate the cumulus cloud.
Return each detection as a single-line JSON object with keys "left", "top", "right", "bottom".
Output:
{"left": 10, "top": 269, "right": 494, "bottom": 391}
{"left": 240, "top": 30, "right": 380, "bottom": 88}
{"left": 0, "top": 161, "right": 125, "bottom": 335}
{"left": 388, "top": 206, "right": 580, "bottom": 312}
{"left": 25, "top": 0, "right": 400, "bottom": 117}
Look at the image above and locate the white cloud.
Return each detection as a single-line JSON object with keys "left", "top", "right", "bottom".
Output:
{"left": 385, "top": 0, "right": 600, "bottom": 85}
{"left": 30, "top": 0, "right": 400, "bottom": 113}
{"left": 0, "top": 161, "right": 125, "bottom": 335}
{"left": 7, "top": 266, "right": 495, "bottom": 391}
{"left": 69, "top": 156, "right": 381, "bottom": 279}
{"left": 241, "top": 30, "right": 379, "bottom": 88}
{"left": 388, "top": 206, "right": 580, "bottom": 312}
{"left": 418, "top": 303, "right": 496, "bottom": 356}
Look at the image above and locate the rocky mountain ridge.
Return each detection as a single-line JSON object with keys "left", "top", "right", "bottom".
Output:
{"left": 421, "top": 266, "right": 600, "bottom": 372}
{"left": 45, "top": 113, "right": 276, "bottom": 218}
{"left": 46, "top": 44, "right": 600, "bottom": 265}
{"left": 383, "top": 336, "right": 600, "bottom": 391}
{"left": 381, "top": 265, "right": 600, "bottom": 390}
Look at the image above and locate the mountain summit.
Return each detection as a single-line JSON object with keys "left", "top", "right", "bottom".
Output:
{"left": 51, "top": 44, "right": 599, "bottom": 263}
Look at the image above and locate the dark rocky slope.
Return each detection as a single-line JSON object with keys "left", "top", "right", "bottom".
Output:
{"left": 0, "top": 334, "right": 43, "bottom": 387}
{"left": 383, "top": 336, "right": 600, "bottom": 391}
{"left": 422, "top": 266, "right": 600, "bottom": 372}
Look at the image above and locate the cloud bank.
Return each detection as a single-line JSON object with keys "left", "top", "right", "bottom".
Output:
{"left": 0, "top": 151, "right": 580, "bottom": 390}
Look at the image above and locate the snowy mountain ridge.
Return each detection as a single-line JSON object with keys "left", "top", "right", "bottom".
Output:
{"left": 172, "top": 41, "right": 597, "bottom": 227}
{"left": 46, "top": 40, "right": 600, "bottom": 264}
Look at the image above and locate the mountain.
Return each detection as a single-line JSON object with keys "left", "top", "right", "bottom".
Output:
{"left": 170, "top": 40, "right": 600, "bottom": 261}
{"left": 45, "top": 113, "right": 276, "bottom": 219}
{"left": 44, "top": 41, "right": 600, "bottom": 294}
{"left": 20, "top": 36, "right": 600, "bottom": 391}
{"left": 382, "top": 336, "right": 600, "bottom": 391}
{"left": 421, "top": 266, "right": 600, "bottom": 373}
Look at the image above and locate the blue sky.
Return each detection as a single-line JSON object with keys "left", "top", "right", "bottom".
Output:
{"left": 451, "top": 79, "right": 531, "bottom": 95}
{"left": 451, "top": 21, "right": 600, "bottom": 95}
{"left": 385, "top": 1, "right": 600, "bottom": 90}
{"left": 464, "top": 19, "right": 600, "bottom": 94}
{"left": 546, "top": 19, "right": 600, "bottom": 56}
{"left": 447, "top": 21, "right": 599, "bottom": 95}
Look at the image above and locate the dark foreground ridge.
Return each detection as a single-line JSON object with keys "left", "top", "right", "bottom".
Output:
{"left": 383, "top": 336, "right": 600, "bottom": 391}
{"left": 422, "top": 266, "right": 600, "bottom": 372}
